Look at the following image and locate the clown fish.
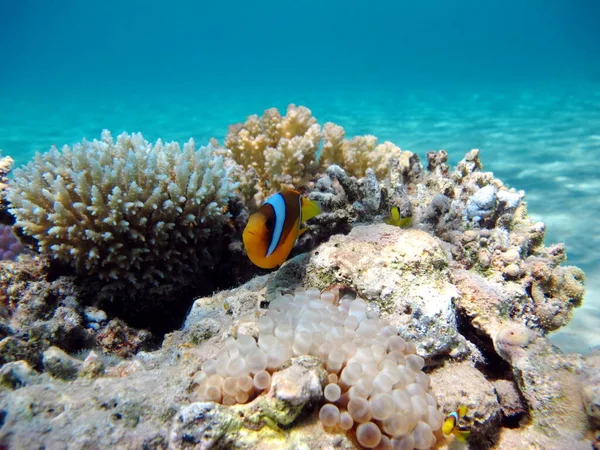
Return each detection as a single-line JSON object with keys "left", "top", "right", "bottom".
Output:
{"left": 442, "top": 405, "right": 471, "bottom": 442}
{"left": 243, "top": 189, "right": 321, "bottom": 269}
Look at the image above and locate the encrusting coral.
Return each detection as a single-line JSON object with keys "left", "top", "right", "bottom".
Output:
{"left": 7, "top": 130, "right": 238, "bottom": 290}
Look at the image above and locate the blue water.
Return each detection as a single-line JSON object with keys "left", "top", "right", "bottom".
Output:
{"left": 1, "top": 1, "right": 599, "bottom": 352}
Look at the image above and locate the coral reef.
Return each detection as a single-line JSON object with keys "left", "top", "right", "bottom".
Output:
{"left": 0, "top": 154, "right": 14, "bottom": 226}
{"left": 491, "top": 328, "right": 595, "bottom": 449}
{"left": 309, "top": 149, "right": 584, "bottom": 342}
{"left": 0, "top": 110, "right": 593, "bottom": 449}
{"left": 7, "top": 130, "right": 238, "bottom": 290}
{"left": 96, "top": 318, "right": 152, "bottom": 359}
{"left": 224, "top": 104, "right": 322, "bottom": 204}
{"left": 299, "top": 225, "right": 468, "bottom": 363}
{"left": 0, "top": 255, "right": 151, "bottom": 371}
{"left": 223, "top": 104, "right": 409, "bottom": 207}
{"left": 430, "top": 361, "right": 501, "bottom": 447}
{"left": 582, "top": 350, "right": 600, "bottom": 427}
{"left": 320, "top": 128, "right": 404, "bottom": 180}
{"left": 0, "top": 214, "right": 591, "bottom": 449}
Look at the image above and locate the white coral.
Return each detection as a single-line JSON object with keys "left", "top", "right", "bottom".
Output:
{"left": 264, "top": 123, "right": 321, "bottom": 189}
{"left": 0, "top": 153, "right": 14, "bottom": 193}
{"left": 224, "top": 105, "right": 323, "bottom": 200}
{"left": 224, "top": 104, "right": 407, "bottom": 203}
{"left": 8, "top": 130, "right": 237, "bottom": 287}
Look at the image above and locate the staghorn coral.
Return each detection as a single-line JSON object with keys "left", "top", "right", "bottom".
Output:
{"left": 7, "top": 130, "right": 237, "bottom": 289}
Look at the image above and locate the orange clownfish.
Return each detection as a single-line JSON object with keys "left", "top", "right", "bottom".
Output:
{"left": 242, "top": 189, "right": 321, "bottom": 269}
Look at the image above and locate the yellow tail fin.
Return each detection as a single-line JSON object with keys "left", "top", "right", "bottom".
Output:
{"left": 301, "top": 197, "right": 321, "bottom": 222}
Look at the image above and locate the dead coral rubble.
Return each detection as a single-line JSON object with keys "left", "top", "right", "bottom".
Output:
{"left": 0, "top": 255, "right": 151, "bottom": 371}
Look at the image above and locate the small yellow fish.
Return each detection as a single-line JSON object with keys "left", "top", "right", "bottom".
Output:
{"left": 385, "top": 206, "right": 412, "bottom": 228}
{"left": 442, "top": 405, "right": 471, "bottom": 442}
{"left": 243, "top": 189, "right": 321, "bottom": 269}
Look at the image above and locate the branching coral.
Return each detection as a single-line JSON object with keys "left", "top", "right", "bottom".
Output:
{"left": 0, "top": 154, "right": 13, "bottom": 193}
{"left": 7, "top": 130, "right": 237, "bottom": 289}
{"left": 0, "top": 154, "right": 14, "bottom": 224}
{"left": 320, "top": 128, "right": 403, "bottom": 180}
{"left": 224, "top": 105, "right": 321, "bottom": 202}
{"left": 223, "top": 105, "right": 406, "bottom": 206}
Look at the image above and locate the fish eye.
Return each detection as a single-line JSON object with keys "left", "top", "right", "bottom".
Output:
{"left": 265, "top": 218, "right": 274, "bottom": 231}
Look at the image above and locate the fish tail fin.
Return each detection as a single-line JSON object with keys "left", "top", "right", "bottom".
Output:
{"left": 301, "top": 197, "right": 321, "bottom": 222}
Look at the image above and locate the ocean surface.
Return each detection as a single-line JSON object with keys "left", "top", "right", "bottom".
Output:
{"left": 1, "top": 1, "right": 598, "bottom": 353}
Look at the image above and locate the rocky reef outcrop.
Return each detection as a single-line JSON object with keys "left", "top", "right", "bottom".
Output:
{"left": 0, "top": 219, "right": 594, "bottom": 448}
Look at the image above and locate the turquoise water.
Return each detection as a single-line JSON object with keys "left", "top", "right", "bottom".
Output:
{"left": 1, "top": 1, "right": 599, "bottom": 353}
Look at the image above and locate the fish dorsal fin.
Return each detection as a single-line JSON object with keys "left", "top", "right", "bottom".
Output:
{"left": 300, "top": 197, "right": 321, "bottom": 223}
